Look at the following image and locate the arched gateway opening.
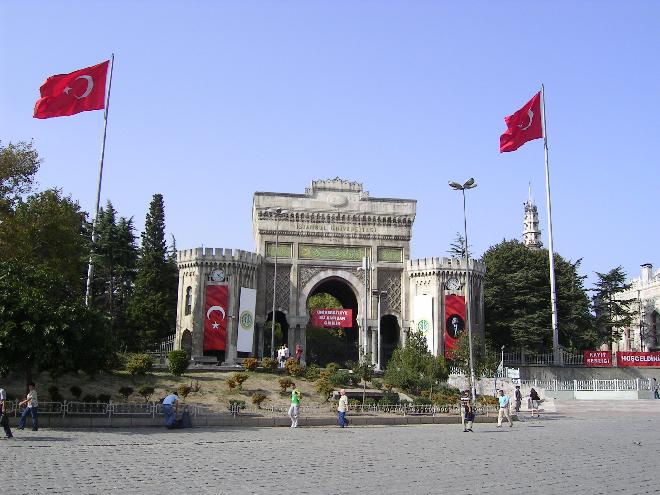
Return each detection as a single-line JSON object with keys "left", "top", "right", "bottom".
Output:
{"left": 380, "top": 315, "right": 400, "bottom": 367}
{"left": 306, "top": 277, "right": 359, "bottom": 366}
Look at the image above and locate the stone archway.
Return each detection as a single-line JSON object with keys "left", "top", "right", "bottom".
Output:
{"left": 380, "top": 315, "right": 400, "bottom": 368}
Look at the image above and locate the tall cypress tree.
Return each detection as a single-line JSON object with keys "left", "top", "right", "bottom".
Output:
{"left": 592, "top": 266, "right": 635, "bottom": 346}
{"left": 128, "top": 194, "right": 177, "bottom": 350}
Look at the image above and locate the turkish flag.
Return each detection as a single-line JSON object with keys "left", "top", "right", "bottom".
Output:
{"left": 499, "top": 91, "right": 543, "bottom": 152}
{"left": 34, "top": 60, "right": 109, "bottom": 119}
{"left": 204, "top": 285, "right": 228, "bottom": 351}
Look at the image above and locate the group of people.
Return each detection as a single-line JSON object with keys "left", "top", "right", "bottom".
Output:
{"left": 460, "top": 385, "right": 543, "bottom": 432}
{"left": 0, "top": 382, "right": 39, "bottom": 439}
{"left": 287, "top": 386, "right": 349, "bottom": 428}
{"left": 277, "top": 343, "right": 303, "bottom": 368}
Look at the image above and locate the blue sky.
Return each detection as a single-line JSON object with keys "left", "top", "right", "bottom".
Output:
{"left": 2, "top": 1, "right": 658, "bottom": 287}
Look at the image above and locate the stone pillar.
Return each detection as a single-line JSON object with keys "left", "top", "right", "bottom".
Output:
{"left": 371, "top": 329, "right": 378, "bottom": 366}
{"left": 223, "top": 279, "right": 240, "bottom": 365}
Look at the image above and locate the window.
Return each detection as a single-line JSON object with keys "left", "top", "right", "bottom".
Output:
{"left": 185, "top": 286, "right": 192, "bottom": 315}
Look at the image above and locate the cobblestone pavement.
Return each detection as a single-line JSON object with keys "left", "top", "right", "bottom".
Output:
{"left": 3, "top": 403, "right": 660, "bottom": 494}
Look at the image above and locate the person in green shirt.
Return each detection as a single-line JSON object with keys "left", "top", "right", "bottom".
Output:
{"left": 288, "top": 384, "right": 301, "bottom": 428}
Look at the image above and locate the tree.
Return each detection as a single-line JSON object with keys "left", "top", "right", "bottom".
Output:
{"left": 482, "top": 240, "right": 595, "bottom": 353}
{"left": 128, "top": 194, "right": 178, "bottom": 350}
{"left": 305, "top": 293, "right": 351, "bottom": 365}
{"left": 383, "top": 331, "right": 449, "bottom": 396}
{"left": 450, "top": 334, "right": 498, "bottom": 384}
{"left": 592, "top": 266, "right": 635, "bottom": 346}
{"left": 447, "top": 232, "right": 471, "bottom": 258}
{"left": 0, "top": 140, "right": 41, "bottom": 217}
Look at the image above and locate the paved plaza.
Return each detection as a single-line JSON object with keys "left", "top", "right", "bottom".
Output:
{"left": 3, "top": 402, "right": 660, "bottom": 494}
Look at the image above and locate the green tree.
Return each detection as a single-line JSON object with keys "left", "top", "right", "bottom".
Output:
{"left": 0, "top": 140, "right": 41, "bottom": 217}
{"left": 383, "top": 331, "right": 449, "bottom": 396}
{"left": 447, "top": 232, "right": 471, "bottom": 258}
{"left": 305, "top": 293, "right": 351, "bottom": 366}
{"left": 128, "top": 194, "right": 178, "bottom": 350}
{"left": 592, "top": 266, "right": 635, "bottom": 345}
{"left": 482, "top": 240, "right": 595, "bottom": 353}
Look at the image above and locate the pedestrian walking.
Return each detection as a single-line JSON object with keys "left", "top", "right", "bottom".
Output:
{"left": 295, "top": 343, "right": 303, "bottom": 363}
{"left": 529, "top": 388, "right": 541, "bottom": 417}
{"left": 17, "top": 382, "right": 38, "bottom": 431}
{"left": 460, "top": 390, "right": 474, "bottom": 432}
{"left": 162, "top": 391, "right": 179, "bottom": 429}
{"left": 652, "top": 378, "right": 659, "bottom": 399}
{"left": 514, "top": 385, "right": 522, "bottom": 412}
{"left": 288, "top": 383, "right": 300, "bottom": 428}
{"left": 283, "top": 344, "right": 290, "bottom": 361}
{"left": 0, "top": 386, "right": 13, "bottom": 439}
{"left": 497, "top": 389, "right": 512, "bottom": 428}
{"left": 337, "top": 389, "right": 348, "bottom": 428}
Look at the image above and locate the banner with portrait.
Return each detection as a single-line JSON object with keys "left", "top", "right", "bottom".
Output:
{"left": 444, "top": 295, "right": 465, "bottom": 358}
{"left": 204, "top": 284, "right": 228, "bottom": 351}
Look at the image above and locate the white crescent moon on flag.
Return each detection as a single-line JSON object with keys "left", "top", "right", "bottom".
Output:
{"left": 206, "top": 305, "right": 226, "bottom": 320}
{"left": 518, "top": 108, "right": 533, "bottom": 131}
{"left": 74, "top": 75, "right": 94, "bottom": 99}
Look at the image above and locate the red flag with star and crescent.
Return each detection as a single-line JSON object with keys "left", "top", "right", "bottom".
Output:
{"left": 34, "top": 60, "right": 109, "bottom": 119}
{"left": 204, "top": 285, "right": 228, "bottom": 351}
{"left": 499, "top": 91, "right": 543, "bottom": 152}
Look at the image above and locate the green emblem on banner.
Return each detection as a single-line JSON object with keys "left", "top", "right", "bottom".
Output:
{"left": 240, "top": 310, "right": 254, "bottom": 330}
{"left": 417, "top": 319, "right": 429, "bottom": 332}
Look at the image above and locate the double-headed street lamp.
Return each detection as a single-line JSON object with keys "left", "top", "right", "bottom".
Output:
{"left": 372, "top": 289, "right": 388, "bottom": 370}
{"left": 268, "top": 207, "right": 288, "bottom": 359}
{"left": 449, "top": 177, "right": 477, "bottom": 404}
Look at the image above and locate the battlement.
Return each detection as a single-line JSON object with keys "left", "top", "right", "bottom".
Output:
{"left": 407, "top": 257, "right": 486, "bottom": 275}
{"left": 177, "top": 247, "right": 262, "bottom": 265}
{"left": 306, "top": 177, "right": 366, "bottom": 195}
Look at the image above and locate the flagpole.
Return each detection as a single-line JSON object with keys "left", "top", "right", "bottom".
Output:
{"left": 85, "top": 53, "right": 115, "bottom": 306}
{"left": 540, "top": 84, "right": 560, "bottom": 365}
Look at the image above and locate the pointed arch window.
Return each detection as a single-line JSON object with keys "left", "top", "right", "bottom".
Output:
{"left": 185, "top": 286, "right": 192, "bottom": 315}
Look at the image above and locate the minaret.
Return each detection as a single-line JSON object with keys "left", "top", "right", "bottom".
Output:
{"left": 523, "top": 183, "right": 542, "bottom": 250}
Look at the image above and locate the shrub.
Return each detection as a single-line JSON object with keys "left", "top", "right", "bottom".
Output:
{"left": 363, "top": 397, "right": 378, "bottom": 406}
{"left": 348, "top": 398, "right": 361, "bottom": 406}
{"left": 251, "top": 393, "right": 267, "bottom": 408}
{"left": 412, "top": 397, "right": 432, "bottom": 406}
{"left": 118, "top": 386, "right": 134, "bottom": 401}
{"left": 98, "top": 394, "right": 111, "bottom": 404}
{"left": 477, "top": 395, "right": 499, "bottom": 406}
{"left": 330, "top": 371, "right": 351, "bottom": 386}
{"left": 226, "top": 378, "right": 237, "bottom": 390}
{"left": 261, "top": 357, "right": 278, "bottom": 371}
{"left": 232, "top": 372, "right": 249, "bottom": 391}
{"left": 380, "top": 391, "right": 400, "bottom": 405}
{"left": 325, "top": 362, "right": 340, "bottom": 373}
{"left": 383, "top": 382, "right": 395, "bottom": 392}
{"left": 371, "top": 379, "right": 383, "bottom": 390}
{"left": 177, "top": 385, "right": 192, "bottom": 400}
{"left": 228, "top": 399, "right": 246, "bottom": 413}
{"left": 138, "top": 386, "right": 155, "bottom": 402}
{"left": 285, "top": 358, "right": 304, "bottom": 377}
{"left": 48, "top": 386, "right": 63, "bottom": 402}
{"left": 243, "top": 358, "right": 258, "bottom": 371}
{"left": 167, "top": 350, "right": 189, "bottom": 376}
{"left": 304, "top": 364, "right": 321, "bottom": 381}
{"left": 315, "top": 375, "right": 334, "bottom": 401}
{"left": 69, "top": 386, "right": 82, "bottom": 400}
{"left": 279, "top": 377, "right": 295, "bottom": 393}
{"left": 82, "top": 394, "right": 97, "bottom": 403}
{"left": 126, "top": 353, "right": 153, "bottom": 375}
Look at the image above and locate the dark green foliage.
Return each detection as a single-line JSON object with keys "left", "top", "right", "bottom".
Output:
{"left": 0, "top": 140, "right": 41, "bottom": 217}
{"left": 379, "top": 391, "right": 400, "bottom": 405}
{"left": 315, "top": 371, "right": 334, "bottom": 401}
{"left": 482, "top": 239, "right": 596, "bottom": 352}
{"left": 128, "top": 194, "right": 178, "bottom": 350}
{"left": 227, "top": 399, "right": 246, "bottom": 412}
{"left": 118, "top": 386, "right": 134, "bottom": 401}
{"left": 447, "top": 232, "right": 471, "bottom": 258}
{"left": 330, "top": 370, "right": 351, "bottom": 386}
{"left": 260, "top": 357, "right": 278, "bottom": 370}
{"left": 325, "top": 362, "right": 340, "bottom": 373}
{"left": 592, "top": 266, "right": 635, "bottom": 344}
{"left": 98, "top": 394, "right": 111, "bottom": 404}
{"left": 70, "top": 386, "right": 82, "bottom": 400}
{"left": 138, "top": 386, "right": 155, "bottom": 402}
{"left": 383, "top": 331, "right": 449, "bottom": 396}
{"left": 82, "top": 394, "right": 97, "bottom": 403}
{"left": 305, "top": 293, "right": 353, "bottom": 366}
{"left": 167, "top": 350, "right": 189, "bottom": 376}
{"left": 48, "top": 386, "right": 63, "bottom": 402}
{"left": 304, "top": 364, "right": 321, "bottom": 381}
{"left": 126, "top": 353, "right": 153, "bottom": 375}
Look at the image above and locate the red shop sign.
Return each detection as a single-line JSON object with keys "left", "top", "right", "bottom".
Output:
{"left": 583, "top": 350, "right": 612, "bottom": 367}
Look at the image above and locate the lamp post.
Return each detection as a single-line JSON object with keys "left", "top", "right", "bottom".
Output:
{"left": 268, "top": 207, "right": 288, "bottom": 359}
{"left": 372, "top": 289, "right": 388, "bottom": 370}
{"left": 449, "top": 177, "right": 477, "bottom": 404}
{"left": 358, "top": 256, "right": 373, "bottom": 363}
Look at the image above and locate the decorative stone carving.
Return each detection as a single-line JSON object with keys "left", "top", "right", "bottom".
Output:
{"left": 264, "top": 265, "right": 291, "bottom": 313}
{"left": 378, "top": 270, "right": 402, "bottom": 314}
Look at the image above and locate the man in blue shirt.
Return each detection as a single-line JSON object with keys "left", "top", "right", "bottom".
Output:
{"left": 497, "top": 389, "right": 513, "bottom": 428}
{"left": 162, "top": 392, "right": 179, "bottom": 429}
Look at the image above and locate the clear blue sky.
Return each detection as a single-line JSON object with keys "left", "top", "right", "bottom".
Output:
{"left": 2, "top": 1, "right": 658, "bottom": 287}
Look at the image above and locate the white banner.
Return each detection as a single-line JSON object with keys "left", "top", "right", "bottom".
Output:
{"left": 237, "top": 287, "right": 257, "bottom": 353}
{"left": 413, "top": 295, "right": 435, "bottom": 354}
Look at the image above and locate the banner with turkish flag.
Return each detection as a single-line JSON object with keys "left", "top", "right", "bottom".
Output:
{"left": 204, "top": 285, "right": 228, "bottom": 351}
{"left": 444, "top": 295, "right": 466, "bottom": 358}
{"left": 34, "top": 60, "right": 109, "bottom": 119}
{"left": 499, "top": 91, "right": 543, "bottom": 152}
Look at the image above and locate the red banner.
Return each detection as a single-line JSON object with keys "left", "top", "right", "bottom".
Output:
{"left": 616, "top": 352, "right": 660, "bottom": 367}
{"left": 444, "top": 295, "right": 465, "bottom": 358}
{"left": 311, "top": 309, "right": 353, "bottom": 328}
{"left": 583, "top": 350, "right": 612, "bottom": 367}
{"left": 204, "top": 285, "right": 228, "bottom": 351}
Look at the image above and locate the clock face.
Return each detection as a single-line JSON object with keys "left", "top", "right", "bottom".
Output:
{"left": 210, "top": 269, "right": 225, "bottom": 282}
{"left": 446, "top": 277, "right": 460, "bottom": 291}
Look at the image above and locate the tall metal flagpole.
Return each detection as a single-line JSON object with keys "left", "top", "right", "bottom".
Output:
{"left": 85, "top": 53, "right": 115, "bottom": 306}
{"left": 540, "top": 84, "right": 560, "bottom": 365}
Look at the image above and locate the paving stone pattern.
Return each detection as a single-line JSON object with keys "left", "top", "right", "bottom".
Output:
{"left": 3, "top": 405, "right": 660, "bottom": 494}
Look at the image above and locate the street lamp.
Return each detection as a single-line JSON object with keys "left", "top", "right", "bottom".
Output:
{"left": 357, "top": 257, "right": 374, "bottom": 363}
{"left": 372, "top": 289, "right": 388, "bottom": 370}
{"left": 267, "top": 207, "right": 288, "bottom": 359}
{"left": 449, "top": 177, "right": 477, "bottom": 404}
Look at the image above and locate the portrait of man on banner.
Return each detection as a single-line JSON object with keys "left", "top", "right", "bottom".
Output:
{"left": 444, "top": 294, "right": 466, "bottom": 358}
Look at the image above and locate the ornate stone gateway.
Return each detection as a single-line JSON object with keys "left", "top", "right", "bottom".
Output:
{"left": 175, "top": 179, "right": 485, "bottom": 367}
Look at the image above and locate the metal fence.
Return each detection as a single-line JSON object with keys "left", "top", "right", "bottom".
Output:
{"left": 517, "top": 378, "right": 651, "bottom": 392}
